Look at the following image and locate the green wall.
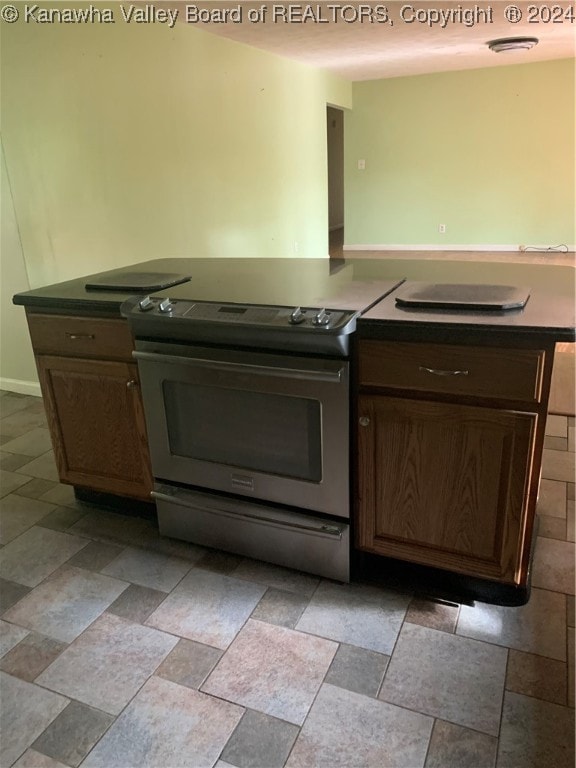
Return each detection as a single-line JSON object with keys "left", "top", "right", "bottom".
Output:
{"left": 1, "top": 18, "right": 351, "bottom": 287}
{"left": 345, "top": 59, "right": 575, "bottom": 248}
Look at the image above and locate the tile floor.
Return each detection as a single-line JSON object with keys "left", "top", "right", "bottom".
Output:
{"left": 0, "top": 389, "right": 574, "bottom": 768}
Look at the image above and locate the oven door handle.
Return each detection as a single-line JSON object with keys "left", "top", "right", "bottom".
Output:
{"left": 132, "top": 350, "right": 343, "bottom": 383}
{"left": 151, "top": 490, "right": 344, "bottom": 539}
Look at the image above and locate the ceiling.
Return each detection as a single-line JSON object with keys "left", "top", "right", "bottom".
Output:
{"left": 173, "top": 1, "right": 575, "bottom": 80}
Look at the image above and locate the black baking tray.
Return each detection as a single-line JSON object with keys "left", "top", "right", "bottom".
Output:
{"left": 85, "top": 272, "right": 191, "bottom": 292}
{"left": 395, "top": 283, "right": 530, "bottom": 311}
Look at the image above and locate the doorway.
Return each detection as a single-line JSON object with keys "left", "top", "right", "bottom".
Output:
{"left": 327, "top": 106, "right": 344, "bottom": 258}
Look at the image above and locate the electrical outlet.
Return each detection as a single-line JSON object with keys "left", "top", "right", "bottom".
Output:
{"left": 439, "top": 224, "right": 446, "bottom": 234}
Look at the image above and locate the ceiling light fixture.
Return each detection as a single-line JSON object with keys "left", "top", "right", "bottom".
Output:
{"left": 487, "top": 37, "right": 539, "bottom": 53}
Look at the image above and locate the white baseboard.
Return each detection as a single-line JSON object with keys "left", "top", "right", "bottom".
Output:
{"left": 0, "top": 377, "right": 42, "bottom": 397}
{"left": 343, "top": 244, "right": 575, "bottom": 252}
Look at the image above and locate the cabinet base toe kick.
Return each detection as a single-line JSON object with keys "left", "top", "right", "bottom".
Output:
{"left": 353, "top": 550, "right": 532, "bottom": 607}
{"left": 153, "top": 484, "right": 351, "bottom": 583}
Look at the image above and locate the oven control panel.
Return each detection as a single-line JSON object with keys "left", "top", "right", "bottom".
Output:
{"left": 129, "top": 297, "right": 355, "bottom": 332}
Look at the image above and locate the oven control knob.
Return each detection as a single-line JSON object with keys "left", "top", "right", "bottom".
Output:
{"left": 289, "top": 307, "right": 306, "bottom": 325}
{"left": 312, "top": 308, "right": 330, "bottom": 327}
{"left": 158, "top": 298, "right": 173, "bottom": 314}
{"left": 138, "top": 296, "right": 154, "bottom": 312}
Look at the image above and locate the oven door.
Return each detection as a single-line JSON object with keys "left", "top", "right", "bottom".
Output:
{"left": 134, "top": 341, "right": 349, "bottom": 518}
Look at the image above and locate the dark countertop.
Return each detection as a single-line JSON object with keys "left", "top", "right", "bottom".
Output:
{"left": 13, "top": 257, "right": 576, "bottom": 341}
{"left": 13, "top": 258, "right": 403, "bottom": 316}
{"left": 360, "top": 279, "right": 576, "bottom": 343}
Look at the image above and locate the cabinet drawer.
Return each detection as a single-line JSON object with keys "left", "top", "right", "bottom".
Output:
{"left": 358, "top": 341, "right": 545, "bottom": 403}
{"left": 27, "top": 313, "right": 134, "bottom": 361}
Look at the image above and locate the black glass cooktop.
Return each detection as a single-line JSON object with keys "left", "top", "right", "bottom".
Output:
{"left": 395, "top": 283, "right": 530, "bottom": 311}
{"left": 85, "top": 272, "right": 190, "bottom": 292}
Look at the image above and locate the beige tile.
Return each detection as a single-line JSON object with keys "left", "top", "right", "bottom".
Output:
{"left": 0, "top": 671, "right": 68, "bottom": 768}
{"left": 102, "top": 546, "right": 193, "bottom": 593}
{"left": 546, "top": 414, "right": 568, "bottom": 438}
{"left": 147, "top": 569, "right": 266, "bottom": 650}
{"left": 3, "top": 566, "right": 128, "bottom": 643}
{"left": 537, "top": 514, "right": 567, "bottom": 540}
{"left": 380, "top": 623, "right": 507, "bottom": 736}
{"left": 296, "top": 580, "right": 411, "bottom": 655}
{"left": 568, "top": 627, "right": 574, "bottom": 709}
{"left": 16, "top": 452, "right": 59, "bottom": 482}
{"left": 250, "top": 587, "right": 310, "bottom": 629}
{"left": 425, "top": 719, "right": 497, "bottom": 768}
{"left": 567, "top": 500, "right": 575, "bottom": 542}
{"left": 0, "top": 618, "right": 29, "bottom": 657}
{"left": 0, "top": 394, "right": 37, "bottom": 419}
{"left": 0, "top": 632, "right": 67, "bottom": 682}
{"left": 0, "top": 452, "right": 34, "bottom": 472}
{"left": 195, "top": 549, "right": 243, "bottom": 574}
{"left": 31, "top": 701, "right": 115, "bottom": 768}
{"left": 569, "top": 425, "right": 575, "bottom": 452}
{"left": 14, "top": 478, "right": 59, "bottom": 500}
{"left": 324, "top": 642, "right": 389, "bottom": 698}
{"left": 568, "top": 482, "right": 576, "bottom": 501}
{"left": 202, "top": 619, "right": 337, "bottom": 725}
{"left": 0, "top": 469, "right": 30, "bottom": 498}
{"left": 37, "top": 507, "right": 86, "bottom": 532}
{"left": 0, "top": 527, "right": 89, "bottom": 587}
{"left": 506, "top": 649, "right": 567, "bottom": 705}
{"left": 457, "top": 587, "right": 566, "bottom": 660}
{"left": 532, "top": 537, "right": 575, "bottom": 595}
{"left": 38, "top": 484, "right": 78, "bottom": 508}
{"left": 0, "top": 494, "right": 58, "bottom": 544}
{"left": 497, "top": 691, "right": 575, "bottom": 768}
{"left": 82, "top": 676, "right": 243, "bottom": 768}
{"left": 37, "top": 613, "right": 178, "bottom": 715}
{"left": 406, "top": 597, "right": 459, "bottom": 633}
{"left": 221, "top": 709, "right": 299, "bottom": 768}
{"left": 106, "top": 584, "right": 166, "bottom": 624}
{"left": 568, "top": 595, "right": 575, "bottom": 628}
{"left": 541, "top": 449, "right": 576, "bottom": 483}
{"left": 286, "top": 684, "right": 432, "bottom": 768}
{"left": 232, "top": 558, "right": 320, "bottom": 597}
{"left": 2, "top": 429, "right": 53, "bottom": 458}
{"left": 545, "top": 436, "right": 568, "bottom": 451}
{"left": 0, "top": 578, "right": 31, "bottom": 614}
{"left": 537, "top": 478, "right": 567, "bottom": 519}
{"left": 155, "top": 638, "right": 222, "bottom": 690}
{"left": 0, "top": 406, "right": 47, "bottom": 438}
{"left": 12, "top": 749, "right": 69, "bottom": 768}
{"left": 68, "top": 509, "right": 159, "bottom": 549}
{"left": 67, "top": 541, "right": 125, "bottom": 572}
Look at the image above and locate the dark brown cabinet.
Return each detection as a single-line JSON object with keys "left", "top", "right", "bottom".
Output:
{"left": 356, "top": 339, "right": 553, "bottom": 586}
{"left": 27, "top": 311, "right": 153, "bottom": 500}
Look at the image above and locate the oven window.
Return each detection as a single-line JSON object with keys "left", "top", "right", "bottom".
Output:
{"left": 163, "top": 382, "right": 322, "bottom": 482}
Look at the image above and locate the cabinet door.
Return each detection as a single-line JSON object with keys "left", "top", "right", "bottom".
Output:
{"left": 356, "top": 395, "right": 536, "bottom": 584}
{"left": 36, "top": 355, "right": 153, "bottom": 500}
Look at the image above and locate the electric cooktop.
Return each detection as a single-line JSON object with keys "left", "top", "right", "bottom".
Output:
{"left": 394, "top": 283, "right": 530, "bottom": 311}
{"left": 85, "top": 271, "right": 190, "bottom": 292}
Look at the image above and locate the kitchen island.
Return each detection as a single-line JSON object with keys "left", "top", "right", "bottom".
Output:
{"left": 13, "top": 257, "right": 575, "bottom": 604}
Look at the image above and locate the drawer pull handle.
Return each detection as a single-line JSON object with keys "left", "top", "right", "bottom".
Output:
{"left": 66, "top": 333, "right": 95, "bottom": 340}
{"left": 419, "top": 366, "right": 469, "bottom": 377}
{"left": 359, "top": 416, "right": 370, "bottom": 427}
{"left": 126, "top": 380, "right": 138, "bottom": 389}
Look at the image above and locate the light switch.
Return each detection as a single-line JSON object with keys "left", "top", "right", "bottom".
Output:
{"left": 358, "top": 159, "right": 366, "bottom": 170}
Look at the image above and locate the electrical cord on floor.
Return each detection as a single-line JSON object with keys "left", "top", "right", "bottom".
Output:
{"left": 521, "top": 244, "right": 570, "bottom": 253}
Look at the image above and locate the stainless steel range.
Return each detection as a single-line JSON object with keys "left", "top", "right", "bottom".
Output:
{"left": 121, "top": 260, "right": 403, "bottom": 581}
